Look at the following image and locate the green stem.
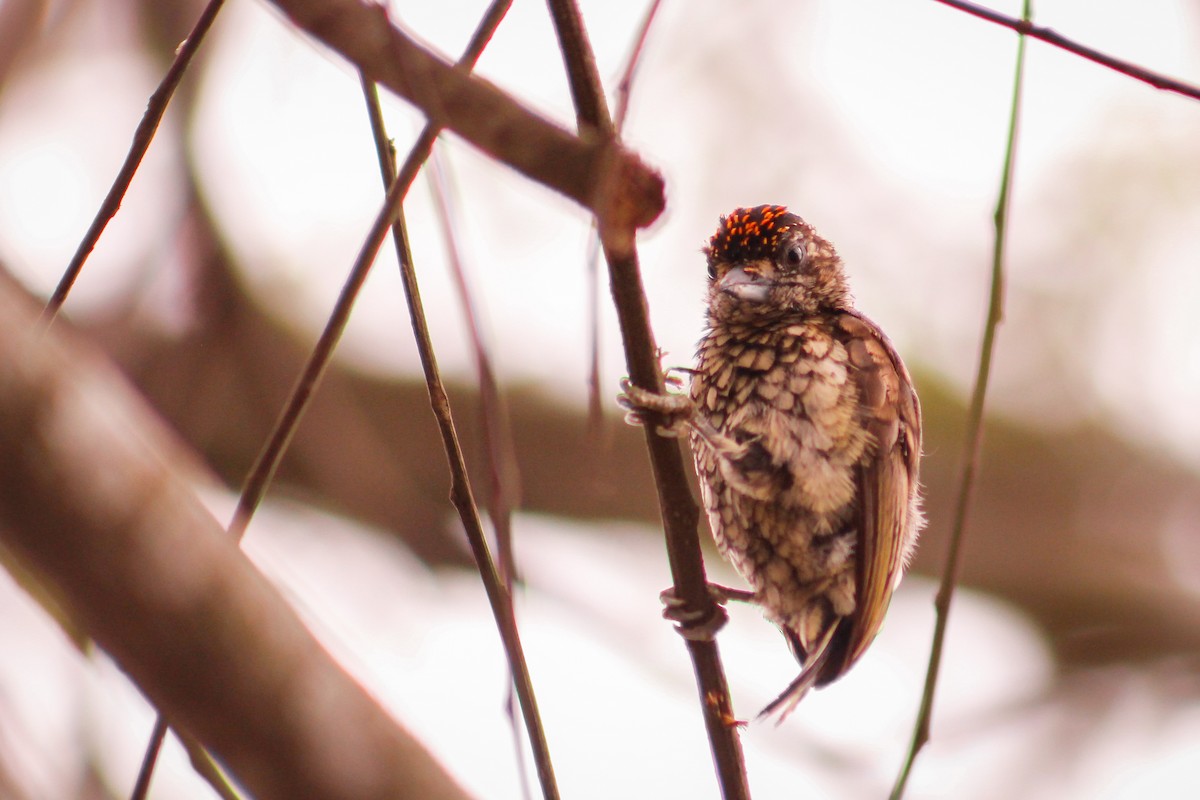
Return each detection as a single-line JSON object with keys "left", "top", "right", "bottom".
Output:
{"left": 889, "top": 2, "right": 1030, "bottom": 797}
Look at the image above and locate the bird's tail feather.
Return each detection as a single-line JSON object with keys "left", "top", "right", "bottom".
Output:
{"left": 758, "top": 623, "right": 839, "bottom": 723}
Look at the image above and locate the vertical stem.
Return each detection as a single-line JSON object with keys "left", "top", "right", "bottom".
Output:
{"left": 889, "top": 2, "right": 1030, "bottom": 797}
{"left": 543, "top": 0, "right": 749, "bottom": 795}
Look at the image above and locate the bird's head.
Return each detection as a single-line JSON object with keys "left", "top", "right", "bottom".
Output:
{"left": 703, "top": 205, "right": 850, "bottom": 323}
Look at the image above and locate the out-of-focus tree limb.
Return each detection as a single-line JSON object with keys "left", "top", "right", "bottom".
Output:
{"left": 0, "top": 0, "right": 45, "bottom": 96}
{"left": 264, "top": 0, "right": 663, "bottom": 232}
{"left": 0, "top": 273, "right": 472, "bottom": 800}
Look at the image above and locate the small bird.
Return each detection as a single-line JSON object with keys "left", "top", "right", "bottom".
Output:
{"left": 623, "top": 204, "right": 922, "bottom": 718}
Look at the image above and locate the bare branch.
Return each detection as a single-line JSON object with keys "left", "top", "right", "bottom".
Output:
{"left": 265, "top": 0, "right": 664, "bottom": 231}
{"left": 425, "top": 153, "right": 522, "bottom": 589}
{"left": 612, "top": 0, "right": 664, "bottom": 132}
{"left": 358, "top": 60, "right": 560, "bottom": 799}
{"left": 130, "top": 718, "right": 168, "bottom": 800}
{"left": 133, "top": 1, "right": 528, "bottom": 791}
{"left": 0, "top": 275, "right": 472, "bottom": 800}
{"left": 42, "top": 0, "right": 226, "bottom": 324}
{"left": 585, "top": 0, "right": 665, "bottom": 435}
{"left": 933, "top": 0, "right": 1200, "bottom": 102}
{"left": 543, "top": 1, "right": 750, "bottom": 797}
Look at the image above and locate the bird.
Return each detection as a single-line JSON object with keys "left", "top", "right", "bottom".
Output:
{"left": 621, "top": 204, "right": 923, "bottom": 719}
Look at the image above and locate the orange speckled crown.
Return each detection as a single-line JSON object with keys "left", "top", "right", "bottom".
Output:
{"left": 706, "top": 205, "right": 797, "bottom": 268}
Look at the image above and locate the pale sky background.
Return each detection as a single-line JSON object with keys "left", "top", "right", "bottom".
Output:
{"left": 1, "top": 0, "right": 1199, "bottom": 797}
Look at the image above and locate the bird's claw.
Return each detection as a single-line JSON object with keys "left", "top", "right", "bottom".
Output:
{"left": 617, "top": 377, "right": 693, "bottom": 438}
{"left": 659, "top": 583, "right": 756, "bottom": 641}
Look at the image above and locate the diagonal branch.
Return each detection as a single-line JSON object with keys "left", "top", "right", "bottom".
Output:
{"left": 42, "top": 0, "right": 226, "bottom": 324}
{"left": 932, "top": 0, "right": 1200, "bottom": 101}
{"left": 265, "top": 0, "right": 664, "bottom": 231}
{"left": 543, "top": 1, "right": 750, "bottom": 797}
{"left": 359, "top": 63, "right": 560, "bottom": 799}
{"left": 132, "top": 1, "right": 518, "bottom": 794}
{"left": 424, "top": 153, "right": 522, "bottom": 590}
{"left": 0, "top": 274, "right": 472, "bottom": 800}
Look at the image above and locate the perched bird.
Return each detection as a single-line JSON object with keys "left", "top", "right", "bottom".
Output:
{"left": 623, "top": 204, "right": 923, "bottom": 718}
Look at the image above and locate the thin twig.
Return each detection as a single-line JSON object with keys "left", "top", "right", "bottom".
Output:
{"left": 226, "top": 0, "right": 510, "bottom": 543}
{"left": 543, "top": 1, "right": 749, "bottom": 797}
{"left": 95, "top": 5, "right": 232, "bottom": 797}
{"left": 41, "top": 0, "right": 226, "bottom": 325}
{"left": 584, "top": 231, "right": 605, "bottom": 439}
{"left": 890, "top": 2, "right": 1029, "bottom": 797}
{"left": 428, "top": 136, "right": 531, "bottom": 800}
{"left": 426, "top": 153, "right": 522, "bottom": 589}
{"left": 114, "top": 690, "right": 233, "bottom": 798}
{"left": 358, "top": 76, "right": 559, "bottom": 798}
{"left": 359, "top": 3, "right": 558, "bottom": 796}
{"left": 426, "top": 146, "right": 530, "bottom": 792}
{"left": 358, "top": 61, "right": 555, "bottom": 797}
{"left": 128, "top": 717, "right": 167, "bottom": 800}
{"left": 585, "top": 0, "right": 665, "bottom": 436}
{"left": 131, "top": 124, "right": 411, "bottom": 800}
{"left": 418, "top": 158, "right": 532, "bottom": 789}
{"left": 613, "top": 0, "right": 664, "bottom": 133}
{"left": 932, "top": 0, "right": 1200, "bottom": 102}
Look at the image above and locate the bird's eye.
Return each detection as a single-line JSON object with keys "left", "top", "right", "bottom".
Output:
{"left": 781, "top": 243, "right": 805, "bottom": 270}
{"left": 707, "top": 262, "right": 718, "bottom": 280}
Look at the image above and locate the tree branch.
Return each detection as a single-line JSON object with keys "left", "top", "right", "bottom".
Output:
{"left": 0, "top": 274, "right": 472, "bottom": 800}
{"left": 42, "top": 0, "right": 226, "bottom": 324}
{"left": 932, "top": 0, "right": 1200, "bottom": 102}
{"left": 359, "top": 66, "right": 560, "bottom": 798}
{"left": 543, "top": 1, "right": 749, "bottom": 797}
{"left": 265, "top": 0, "right": 663, "bottom": 231}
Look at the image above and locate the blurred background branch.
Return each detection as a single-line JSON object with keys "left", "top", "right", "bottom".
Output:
{"left": 0, "top": 272, "right": 472, "bottom": 800}
{"left": 80, "top": 198, "right": 1200, "bottom": 668}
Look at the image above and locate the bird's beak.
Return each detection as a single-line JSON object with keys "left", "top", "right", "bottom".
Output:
{"left": 718, "top": 266, "right": 772, "bottom": 303}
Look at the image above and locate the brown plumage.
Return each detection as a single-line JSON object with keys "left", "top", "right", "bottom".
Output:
{"left": 684, "top": 205, "right": 923, "bottom": 717}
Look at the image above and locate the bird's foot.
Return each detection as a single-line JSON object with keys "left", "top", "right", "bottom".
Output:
{"left": 659, "top": 583, "right": 756, "bottom": 641}
{"left": 617, "top": 377, "right": 693, "bottom": 438}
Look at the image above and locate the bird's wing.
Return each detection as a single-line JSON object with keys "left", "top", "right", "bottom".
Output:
{"left": 821, "top": 310, "right": 923, "bottom": 682}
